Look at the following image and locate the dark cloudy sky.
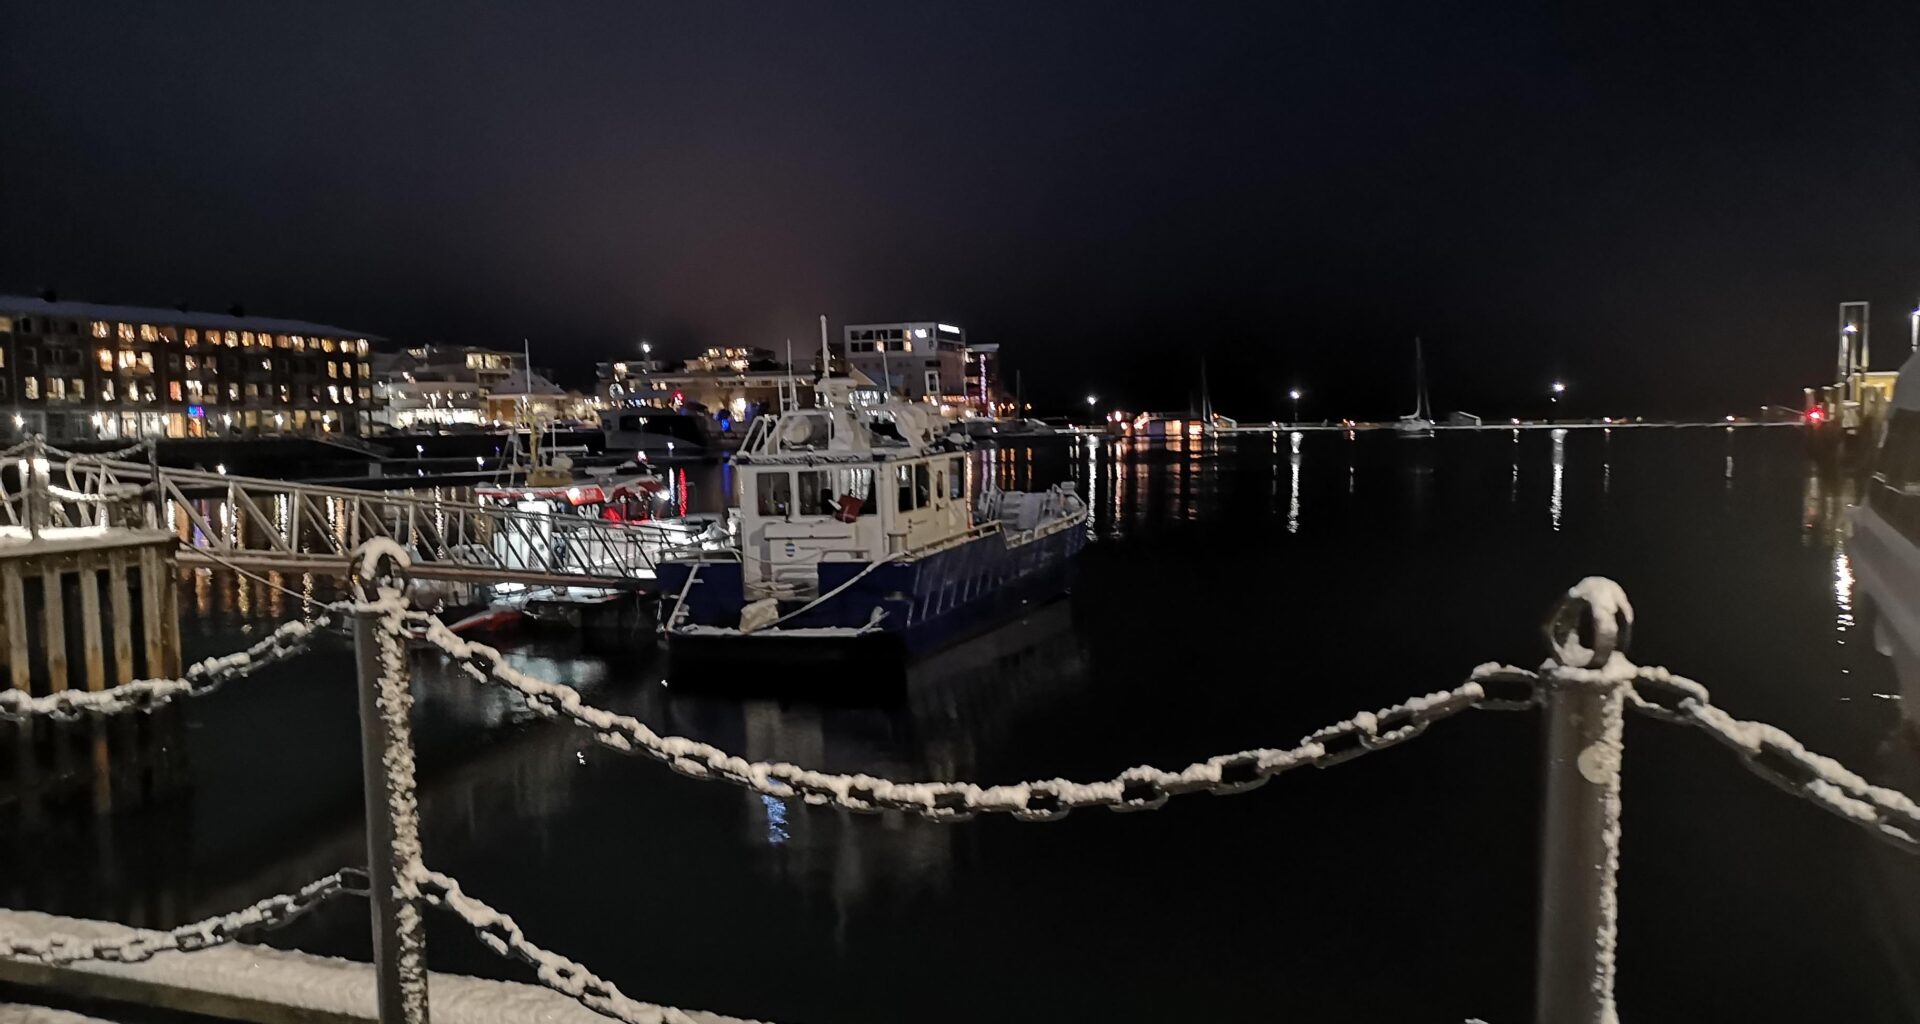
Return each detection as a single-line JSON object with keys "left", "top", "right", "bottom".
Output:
{"left": 6, "top": 1, "right": 1920, "bottom": 417}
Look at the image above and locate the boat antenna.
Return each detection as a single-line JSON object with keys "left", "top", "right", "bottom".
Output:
{"left": 784, "top": 337, "right": 795, "bottom": 411}
{"left": 818, "top": 314, "right": 830, "bottom": 381}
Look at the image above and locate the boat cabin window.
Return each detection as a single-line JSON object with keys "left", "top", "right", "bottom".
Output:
{"left": 948, "top": 457, "right": 964, "bottom": 500}
{"left": 754, "top": 470, "right": 792, "bottom": 517}
{"left": 796, "top": 468, "right": 875, "bottom": 518}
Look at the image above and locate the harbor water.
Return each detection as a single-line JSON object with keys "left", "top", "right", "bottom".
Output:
{"left": 3, "top": 427, "right": 1916, "bottom": 1024}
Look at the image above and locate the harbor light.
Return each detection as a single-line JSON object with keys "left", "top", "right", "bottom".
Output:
{"left": 1086, "top": 394, "right": 1097, "bottom": 407}
{"left": 1288, "top": 388, "right": 1302, "bottom": 423}
{"left": 216, "top": 464, "right": 227, "bottom": 476}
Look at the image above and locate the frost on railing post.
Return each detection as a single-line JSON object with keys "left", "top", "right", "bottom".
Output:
{"left": 350, "top": 540, "right": 430, "bottom": 1024}
{"left": 22, "top": 436, "right": 49, "bottom": 540}
{"left": 1536, "top": 577, "right": 1630, "bottom": 1024}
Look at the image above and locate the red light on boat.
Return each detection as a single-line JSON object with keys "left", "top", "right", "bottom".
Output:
{"left": 1807, "top": 407, "right": 1825, "bottom": 424}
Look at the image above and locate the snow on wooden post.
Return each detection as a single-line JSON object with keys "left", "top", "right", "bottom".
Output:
{"left": 1536, "top": 578, "right": 1630, "bottom": 1024}
{"left": 350, "top": 540, "right": 429, "bottom": 1024}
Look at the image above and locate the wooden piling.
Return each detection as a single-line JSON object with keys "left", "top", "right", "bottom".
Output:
{"left": 108, "top": 550, "right": 134, "bottom": 686}
{"left": 1, "top": 561, "right": 25, "bottom": 692}
{"left": 40, "top": 567, "right": 66, "bottom": 693}
{"left": 78, "top": 564, "right": 104, "bottom": 692}
{"left": 0, "top": 529, "right": 178, "bottom": 694}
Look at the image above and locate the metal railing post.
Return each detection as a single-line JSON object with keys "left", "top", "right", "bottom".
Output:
{"left": 1536, "top": 580, "right": 1630, "bottom": 1024}
{"left": 351, "top": 545, "right": 430, "bottom": 1024}
{"left": 23, "top": 437, "right": 49, "bottom": 540}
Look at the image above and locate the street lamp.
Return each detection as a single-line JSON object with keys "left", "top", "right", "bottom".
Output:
{"left": 1288, "top": 388, "right": 1302, "bottom": 424}
{"left": 1550, "top": 380, "right": 1566, "bottom": 403}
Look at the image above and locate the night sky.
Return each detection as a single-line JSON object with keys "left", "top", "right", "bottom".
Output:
{"left": 7, "top": 2, "right": 1920, "bottom": 418}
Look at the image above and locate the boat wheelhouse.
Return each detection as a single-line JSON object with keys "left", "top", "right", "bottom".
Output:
{"left": 656, "top": 380, "right": 1089, "bottom": 659}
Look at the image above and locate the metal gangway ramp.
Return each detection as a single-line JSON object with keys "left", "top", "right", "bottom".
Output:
{"left": 2, "top": 440, "right": 686, "bottom": 592}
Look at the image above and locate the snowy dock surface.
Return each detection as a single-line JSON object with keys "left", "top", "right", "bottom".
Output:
{"left": 0, "top": 909, "right": 756, "bottom": 1024}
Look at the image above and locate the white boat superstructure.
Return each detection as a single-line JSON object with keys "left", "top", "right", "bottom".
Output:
{"left": 1848, "top": 345, "right": 1920, "bottom": 724}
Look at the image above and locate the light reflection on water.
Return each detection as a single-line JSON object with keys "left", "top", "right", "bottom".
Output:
{"left": 2, "top": 429, "right": 1916, "bottom": 1024}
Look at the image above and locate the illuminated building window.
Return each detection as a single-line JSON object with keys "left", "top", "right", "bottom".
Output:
{"left": 47, "top": 378, "right": 64, "bottom": 400}
{"left": 100, "top": 381, "right": 113, "bottom": 402}
{"left": 116, "top": 323, "right": 134, "bottom": 341}
{"left": 260, "top": 358, "right": 272, "bottom": 371}
{"left": 139, "top": 324, "right": 158, "bottom": 342}
{"left": 357, "top": 339, "right": 369, "bottom": 355}
{"left": 240, "top": 331, "right": 254, "bottom": 347}
{"left": 245, "top": 383, "right": 259, "bottom": 399}
{"left": 275, "top": 334, "right": 290, "bottom": 349}
{"left": 23, "top": 377, "right": 39, "bottom": 399}
{"left": 91, "top": 322, "right": 110, "bottom": 339}
{"left": 328, "top": 385, "right": 340, "bottom": 404}
{"left": 168, "top": 381, "right": 182, "bottom": 402}
{"left": 227, "top": 383, "right": 239, "bottom": 401}
{"left": 184, "top": 355, "right": 197, "bottom": 371}
{"left": 279, "top": 384, "right": 290, "bottom": 402}
{"left": 97, "top": 348, "right": 112, "bottom": 371}
{"left": 292, "top": 336, "right": 305, "bottom": 351}
{"left": 184, "top": 329, "right": 198, "bottom": 347}
{"left": 327, "top": 362, "right": 338, "bottom": 379}
{"left": 225, "top": 331, "right": 238, "bottom": 347}
{"left": 159, "top": 326, "right": 177, "bottom": 343}
{"left": 69, "top": 379, "right": 83, "bottom": 399}
{"left": 323, "top": 338, "right": 337, "bottom": 354}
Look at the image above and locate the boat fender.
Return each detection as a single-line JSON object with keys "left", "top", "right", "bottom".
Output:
{"left": 739, "top": 597, "right": 781, "bottom": 634}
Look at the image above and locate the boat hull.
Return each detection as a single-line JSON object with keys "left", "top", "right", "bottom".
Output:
{"left": 657, "top": 518, "right": 1089, "bottom": 664}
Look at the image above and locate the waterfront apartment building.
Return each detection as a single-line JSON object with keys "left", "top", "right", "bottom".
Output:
{"left": 0, "top": 295, "right": 374, "bottom": 441}
{"left": 371, "top": 344, "right": 521, "bottom": 430}
{"left": 841, "top": 321, "right": 1008, "bottom": 413}
{"left": 842, "top": 322, "right": 967, "bottom": 404}
{"left": 597, "top": 346, "right": 796, "bottom": 423}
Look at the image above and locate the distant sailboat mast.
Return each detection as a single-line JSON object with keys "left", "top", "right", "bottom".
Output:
{"left": 1412, "top": 336, "right": 1432, "bottom": 421}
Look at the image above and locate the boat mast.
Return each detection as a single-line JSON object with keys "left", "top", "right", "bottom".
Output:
{"left": 1413, "top": 336, "right": 1432, "bottom": 420}
{"left": 1200, "top": 356, "right": 1212, "bottom": 423}
{"left": 818, "top": 314, "right": 830, "bottom": 381}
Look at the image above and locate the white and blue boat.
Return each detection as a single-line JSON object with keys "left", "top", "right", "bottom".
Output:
{"left": 656, "top": 380, "right": 1089, "bottom": 660}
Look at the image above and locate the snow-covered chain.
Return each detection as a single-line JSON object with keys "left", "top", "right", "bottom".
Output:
{"left": 1479, "top": 659, "right": 1920, "bottom": 854}
{"left": 408, "top": 612, "right": 1486, "bottom": 819}
{"left": 0, "top": 614, "right": 335, "bottom": 721}
{"left": 1630, "top": 668, "right": 1920, "bottom": 852}
{"left": 410, "top": 866, "right": 764, "bottom": 1024}
{"left": 0, "top": 870, "right": 361, "bottom": 967}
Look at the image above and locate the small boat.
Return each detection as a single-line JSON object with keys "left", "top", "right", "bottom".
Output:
{"left": 655, "top": 378, "right": 1090, "bottom": 662}
{"left": 1395, "top": 336, "right": 1435, "bottom": 437}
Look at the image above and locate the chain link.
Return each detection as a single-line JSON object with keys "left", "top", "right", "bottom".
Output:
{"left": 412, "top": 866, "right": 761, "bottom": 1024}
{"left": 0, "top": 613, "right": 340, "bottom": 722}
{"left": 411, "top": 612, "right": 1487, "bottom": 821}
{"left": 0, "top": 869, "right": 365, "bottom": 967}
{"left": 40, "top": 439, "right": 154, "bottom": 463}
{"left": 1621, "top": 668, "right": 1920, "bottom": 854}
